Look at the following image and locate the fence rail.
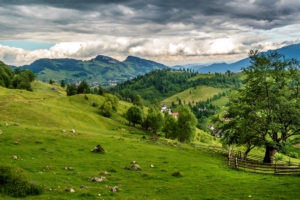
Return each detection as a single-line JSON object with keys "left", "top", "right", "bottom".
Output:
{"left": 193, "top": 143, "right": 300, "bottom": 175}
{"left": 229, "top": 157, "right": 300, "bottom": 175}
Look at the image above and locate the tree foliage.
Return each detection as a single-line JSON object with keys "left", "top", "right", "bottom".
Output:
{"left": 110, "top": 68, "right": 241, "bottom": 102}
{"left": 163, "top": 113, "right": 177, "bottom": 139}
{"left": 176, "top": 105, "right": 197, "bottom": 142}
{"left": 0, "top": 61, "right": 35, "bottom": 91}
{"left": 221, "top": 50, "right": 300, "bottom": 163}
{"left": 143, "top": 106, "right": 164, "bottom": 136}
{"left": 100, "top": 94, "right": 119, "bottom": 117}
{"left": 126, "top": 106, "right": 143, "bottom": 126}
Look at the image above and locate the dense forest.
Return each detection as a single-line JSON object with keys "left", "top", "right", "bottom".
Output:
{"left": 110, "top": 68, "right": 241, "bottom": 103}
{"left": 0, "top": 61, "right": 35, "bottom": 91}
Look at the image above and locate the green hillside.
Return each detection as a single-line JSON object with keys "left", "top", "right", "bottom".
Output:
{"left": 161, "top": 85, "right": 229, "bottom": 107}
{"left": 18, "top": 55, "right": 168, "bottom": 85}
{"left": 1, "top": 83, "right": 300, "bottom": 199}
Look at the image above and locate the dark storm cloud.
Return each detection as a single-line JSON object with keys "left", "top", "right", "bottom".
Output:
{"left": 2, "top": 0, "right": 300, "bottom": 30}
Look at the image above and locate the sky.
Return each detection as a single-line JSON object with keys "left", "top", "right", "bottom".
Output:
{"left": 1, "top": 0, "right": 300, "bottom": 66}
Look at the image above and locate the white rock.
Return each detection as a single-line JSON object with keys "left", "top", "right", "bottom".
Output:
{"left": 12, "top": 155, "right": 17, "bottom": 160}
{"left": 150, "top": 164, "right": 154, "bottom": 168}
{"left": 71, "top": 129, "right": 75, "bottom": 133}
{"left": 70, "top": 188, "right": 75, "bottom": 193}
{"left": 0, "top": 130, "right": 2, "bottom": 135}
{"left": 62, "top": 130, "right": 66, "bottom": 133}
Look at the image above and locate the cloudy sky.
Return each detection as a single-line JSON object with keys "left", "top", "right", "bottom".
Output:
{"left": 1, "top": 0, "right": 300, "bottom": 66}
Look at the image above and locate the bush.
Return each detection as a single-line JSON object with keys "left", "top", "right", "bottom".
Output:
{"left": 289, "top": 152, "right": 298, "bottom": 158}
{"left": 0, "top": 165, "right": 42, "bottom": 197}
{"left": 91, "top": 102, "right": 99, "bottom": 107}
{"left": 172, "top": 170, "right": 183, "bottom": 177}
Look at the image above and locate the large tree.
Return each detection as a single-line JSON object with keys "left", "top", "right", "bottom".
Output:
{"left": 223, "top": 50, "right": 300, "bottom": 163}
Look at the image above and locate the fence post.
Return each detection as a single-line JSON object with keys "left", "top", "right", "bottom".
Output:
{"left": 235, "top": 157, "right": 238, "bottom": 168}
{"left": 228, "top": 147, "right": 231, "bottom": 166}
{"left": 274, "top": 162, "right": 276, "bottom": 174}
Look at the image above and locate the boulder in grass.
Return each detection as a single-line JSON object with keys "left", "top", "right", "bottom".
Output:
{"left": 12, "top": 156, "right": 17, "bottom": 160}
{"left": 91, "top": 144, "right": 106, "bottom": 153}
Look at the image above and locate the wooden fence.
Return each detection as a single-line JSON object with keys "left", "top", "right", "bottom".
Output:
{"left": 228, "top": 157, "right": 300, "bottom": 175}
{"left": 193, "top": 143, "right": 300, "bottom": 175}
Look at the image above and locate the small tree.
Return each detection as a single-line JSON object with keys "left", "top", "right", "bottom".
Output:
{"left": 66, "top": 84, "right": 77, "bottom": 96}
{"left": 133, "top": 94, "right": 143, "bottom": 109}
{"left": 101, "top": 101, "right": 113, "bottom": 117}
{"left": 77, "top": 80, "right": 90, "bottom": 94}
{"left": 49, "top": 79, "right": 54, "bottom": 85}
{"left": 176, "top": 105, "right": 197, "bottom": 143}
{"left": 163, "top": 113, "right": 177, "bottom": 139}
{"left": 126, "top": 106, "right": 143, "bottom": 127}
{"left": 98, "top": 86, "right": 105, "bottom": 96}
{"left": 60, "top": 80, "right": 65, "bottom": 87}
{"left": 143, "top": 106, "right": 164, "bottom": 137}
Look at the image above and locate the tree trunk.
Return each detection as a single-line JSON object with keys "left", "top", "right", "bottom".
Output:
{"left": 263, "top": 146, "right": 277, "bottom": 164}
{"left": 243, "top": 148, "right": 251, "bottom": 160}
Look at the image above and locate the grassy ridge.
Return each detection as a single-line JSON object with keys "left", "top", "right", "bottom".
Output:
{"left": 0, "top": 83, "right": 300, "bottom": 199}
{"left": 161, "top": 86, "right": 229, "bottom": 107}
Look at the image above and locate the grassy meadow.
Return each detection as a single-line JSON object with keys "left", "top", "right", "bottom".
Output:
{"left": 0, "top": 82, "right": 300, "bottom": 200}
{"left": 161, "top": 85, "right": 229, "bottom": 107}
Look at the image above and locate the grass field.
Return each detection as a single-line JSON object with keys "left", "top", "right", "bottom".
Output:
{"left": 161, "top": 86, "right": 229, "bottom": 107}
{"left": 1, "top": 82, "right": 300, "bottom": 200}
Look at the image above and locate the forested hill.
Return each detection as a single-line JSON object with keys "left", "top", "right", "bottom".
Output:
{"left": 110, "top": 68, "right": 242, "bottom": 103}
{"left": 16, "top": 55, "right": 169, "bottom": 85}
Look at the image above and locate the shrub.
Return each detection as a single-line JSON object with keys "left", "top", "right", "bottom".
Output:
{"left": 91, "top": 102, "right": 99, "bottom": 107}
{"left": 172, "top": 170, "right": 183, "bottom": 177}
{"left": 289, "top": 152, "right": 298, "bottom": 158}
{"left": 0, "top": 165, "right": 42, "bottom": 197}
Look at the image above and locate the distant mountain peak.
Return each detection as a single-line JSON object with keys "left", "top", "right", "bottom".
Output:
{"left": 93, "top": 55, "right": 120, "bottom": 64}
{"left": 125, "top": 55, "right": 145, "bottom": 62}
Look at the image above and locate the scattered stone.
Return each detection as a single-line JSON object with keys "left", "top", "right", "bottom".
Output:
{"left": 150, "top": 164, "right": 154, "bottom": 168}
{"left": 100, "top": 171, "right": 110, "bottom": 176}
{"left": 98, "top": 193, "right": 101, "bottom": 196}
{"left": 62, "top": 130, "right": 66, "bottom": 133}
{"left": 110, "top": 185, "right": 120, "bottom": 192}
{"left": 70, "top": 188, "right": 75, "bottom": 193}
{"left": 71, "top": 129, "right": 75, "bottom": 133}
{"left": 132, "top": 161, "right": 136, "bottom": 164}
{"left": 65, "top": 167, "right": 75, "bottom": 171}
{"left": 12, "top": 155, "right": 17, "bottom": 160}
{"left": 132, "top": 164, "right": 140, "bottom": 170}
{"left": 91, "top": 144, "right": 106, "bottom": 153}
{"left": 12, "top": 123, "right": 20, "bottom": 126}
{"left": 0, "top": 130, "right": 2, "bottom": 135}
{"left": 5, "top": 123, "right": 8, "bottom": 126}
{"left": 90, "top": 177, "right": 106, "bottom": 182}
{"left": 80, "top": 185, "right": 88, "bottom": 189}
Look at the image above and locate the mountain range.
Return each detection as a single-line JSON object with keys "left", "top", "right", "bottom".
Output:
{"left": 16, "top": 55, "right": 168, "bottom": 85}
{"left": 186, "top": 43, "right": 300, "bottom": 73}
{"left": 14, "top": 43, "right": 300, "bottom": 85}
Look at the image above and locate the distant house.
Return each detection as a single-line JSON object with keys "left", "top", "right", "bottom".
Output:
{"left": 161, "top": 105, "right": 172, "bottom": 114}
{"left": 161, "top": 105, "right": 167, "bottom": 112}
{"left": 208, "top": 125, "right": 214, "bottom": 130}
{"left": 172, "top": 112, "right": 179, "bottom": 119}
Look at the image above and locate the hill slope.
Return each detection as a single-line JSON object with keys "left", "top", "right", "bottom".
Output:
{"left": 1, "top": 84, "right": 300, "bottom": 199}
